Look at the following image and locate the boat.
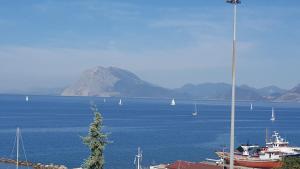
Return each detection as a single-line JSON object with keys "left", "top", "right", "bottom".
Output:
{"left": 103, "top": 98, "right": 106, "bottom": 103}
{"left": 216, "top": 131, "right": 300, "bottom": 168}
{"left": 25, "top": 96, "right": 29, "bottom": 102}
{"left": 264, "top": 131, "right": 300, "bottom": 157}
{"left": 14, "top": 128, "right": 29, "bottom": 169}
{"left": 170, "top": 98, "right": 176, "bottom": 106}
{"left": 250, "top": 103, "right": 253, "bottom": 111}
{"left": 192, "top": 104, "right": 197, "bottom": 116}
{"left": 134, "top": 147, "right": 142, "bottom": 169}
{"left": 118, "top": 99, "right": 122, "bottom": 106}
{"left": 270, "top": 107, "right": 275, "bottom": 121}
{"left": 216, "top": 151, "right": 282, "bottom": 169}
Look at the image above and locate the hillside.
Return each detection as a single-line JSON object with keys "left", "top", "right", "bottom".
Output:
{"left": 61, "top": 66, "right": 180, "bottom": 98}
{"left": 275, "top": 84, "right": 300, "bottom": 102}
{"left": 62, "top": 66, "right": 269, "bottom": 100}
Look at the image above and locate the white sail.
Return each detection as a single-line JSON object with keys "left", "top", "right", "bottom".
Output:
{"left": 250, "top": 103, "right": 253, "bottom": 110}
{"left": 170, "top": 98, "right": 176, "bottom": 106}
{"left": 270, "top": 107, "right": 275, "bottom": 121}
{"left": 25, "top": 96, "right": 29, "bottom": 102}
{"left": 118, "top": 99, "right": 122, "bottom": 106}
{"left": 103, "top": 98, "right": 106, "bottom": 103}
{"left": 192, "top": 104, "right": 198, "bottom": 116}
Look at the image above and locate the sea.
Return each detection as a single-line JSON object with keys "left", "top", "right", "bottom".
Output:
{"left": 0, "top": 95, "right": 300, "bottom": 169}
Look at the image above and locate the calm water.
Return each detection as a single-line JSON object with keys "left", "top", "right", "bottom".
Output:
{"left": 0, "top": 95, "right": 300, "bottom": 169}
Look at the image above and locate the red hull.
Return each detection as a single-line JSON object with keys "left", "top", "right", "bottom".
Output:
{"left": 225, "top": 158, "right": 282, "bottom": 168}
{"left": 217, "top": 152, "right": 283, "bottom": 169}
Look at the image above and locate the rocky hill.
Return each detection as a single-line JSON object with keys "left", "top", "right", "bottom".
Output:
{"left": 275, "top": 84, "right": 300, "bottom": 102}
{"left": 62, "top": 66, "right": 267, "bottom": 100}
{"left": 61, "top": 66, "right": 180, "bottom": 98}
{"left": 175, "top": 83, "right": 263, "bottom": 101}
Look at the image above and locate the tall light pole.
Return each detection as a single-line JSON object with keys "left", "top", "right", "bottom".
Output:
{"left": 226, "top": 0, "right": 240, "bottom": 169}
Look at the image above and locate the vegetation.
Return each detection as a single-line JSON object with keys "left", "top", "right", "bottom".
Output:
{"left": 279, "top": 157, "right": 300, "bottom": 169}
{"left": 82, "top": 105, "right": 108, "bottom": 169}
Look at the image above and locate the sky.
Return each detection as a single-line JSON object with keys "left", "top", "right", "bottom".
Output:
{"left": 1, "top": 0, "right": 300, "bottom": 91}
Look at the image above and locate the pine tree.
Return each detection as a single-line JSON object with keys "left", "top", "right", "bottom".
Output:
{"left": 82, "top": 106, "right": 108, "bottom": 169}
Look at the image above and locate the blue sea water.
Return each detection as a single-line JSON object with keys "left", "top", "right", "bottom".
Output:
{"left": 0, "top": 95, "right": 300, "bottom": 169}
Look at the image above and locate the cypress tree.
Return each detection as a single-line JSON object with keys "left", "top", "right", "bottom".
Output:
{"left": 82, "top": 106, "right": 108, "bottom": 169}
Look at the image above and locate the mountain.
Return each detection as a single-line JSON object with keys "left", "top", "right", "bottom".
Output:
{"left": 175, "top": 83, "right": 263, "bottom": 100}
{"left": 257, "top": 85, "right": 286, "bottom": 99}
{"left": 175, "top": 83, "right": 231, "bottom": 99}
{"left": 61, "top": 66, "right": 181, "bottom": 98}
{"left": 62, "top": 65, "right": 298, "bottom": 101}
{"left": 275, "top": 84, "right": 300, "bottom": 102}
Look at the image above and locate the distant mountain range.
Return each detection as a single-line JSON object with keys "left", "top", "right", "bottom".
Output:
{"left": 60, "top": 66, "right": 300, "bottom": 102}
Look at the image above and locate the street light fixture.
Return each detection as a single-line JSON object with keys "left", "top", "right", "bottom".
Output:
{"left": 226, "top": 0, "right": 240, "bottom": 169}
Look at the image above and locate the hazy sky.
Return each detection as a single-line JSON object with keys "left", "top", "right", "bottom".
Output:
{"left": 1, "top": 0, "right": 300, "bottom": 91}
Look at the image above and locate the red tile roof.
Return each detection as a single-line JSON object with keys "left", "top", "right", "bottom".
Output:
{"left": 166, "top": 161, "right": 223, "bottom": 169}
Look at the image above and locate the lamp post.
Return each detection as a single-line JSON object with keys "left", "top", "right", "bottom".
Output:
{"left": 226, "top": 0, "right": 240, "bottom": 169}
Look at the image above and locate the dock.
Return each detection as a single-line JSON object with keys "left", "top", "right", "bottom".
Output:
{"left": 150, "top": 161, "right": 261, "bottom": 169}
{"left": 0, "top": 157, "right": 67, "bottom": 169}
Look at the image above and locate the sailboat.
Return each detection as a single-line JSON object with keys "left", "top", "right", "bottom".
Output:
{"left": 170, "top": 98, "right": 176, "bottom": 106}
{"left": 118, "top": 99, "right": 122, "bottom": 106}
{"left": 25, "top": 96, "right": 29, "bottom": 102}
{"left": 134, "top": 147, "right": 142, "bottom": 169}
{"left": 13, "top": 128, "right": 29, "bottom": 169}
{"left": 103, "top": 98, "right": 106, "bottom": 103}
{"left": 270, "top": 107, "right": 275, "bottom": 121}
{"left": 192, "top": 104, "right": 198, "bottom": 116}
{"left": 250, "top": 103, "right": 253, "bottom": 111}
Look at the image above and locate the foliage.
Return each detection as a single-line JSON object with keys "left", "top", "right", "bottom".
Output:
{"left": 82, "top": 105, "right": 108, "bottom": 169}
{"left": 279, "top": 157, "right": 300, "bottom": 169}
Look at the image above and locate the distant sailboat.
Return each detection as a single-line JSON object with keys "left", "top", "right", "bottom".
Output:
{"left": 250, "top": 103, "right": 253, "bottom": 111}
{"left": 170, "top": 98, "right": 176, "bottom": 106}
{"left": 270, "top": 107, "right": 275, "bottom": 121}
{"left": 118, "top": 99, "right": 122, "bottom": 106}
{"left": 192, "top": 104, "right": 198, "bottom": 116}
{"left": 25, "top": 96, "right": 29, "bottom": 102}
{"left": 103, "top": 98, "right": 106, "bottom": 103}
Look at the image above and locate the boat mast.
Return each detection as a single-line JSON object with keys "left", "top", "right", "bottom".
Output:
{"left": 16, "top": 127, "right": 19, "bottom": 169}
{"left": 226, "top": 1, "right": 240, "bottom": 169}
{"left": 135, "top": 147, "right": 142, "bottom": 169}
{"left": 265, "top": 128, "right": 268, "bottom": 143}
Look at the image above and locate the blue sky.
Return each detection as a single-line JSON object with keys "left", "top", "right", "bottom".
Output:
{"left": 1, "top": 0, "right": 300, "bottom": 91}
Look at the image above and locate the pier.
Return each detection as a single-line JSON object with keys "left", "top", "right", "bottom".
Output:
{"left": 0, "top": 157, "right": 67, "bottom": 169}
{"left": 150, "top": 161, "right": 261, "bottom": 169}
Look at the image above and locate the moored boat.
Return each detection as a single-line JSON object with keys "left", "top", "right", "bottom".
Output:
{"left": 216, "top": 151, "right": 282, "bottom": 169}
{"left": 216, "top": 131, "right": 300, "bottom": 168}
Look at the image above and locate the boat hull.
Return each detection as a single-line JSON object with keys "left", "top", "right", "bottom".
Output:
{"left": 216, "top": 152, "right": 283, "bottom": 169}
{"left": 225, "top": 158, "right": 282, "bottom": 168}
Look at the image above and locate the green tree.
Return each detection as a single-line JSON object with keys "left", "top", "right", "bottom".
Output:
{"left": 279, "top": 157, "right": 300, "bottom": 169}
{"left": 82, "top": 106, "right": 108, "bottom": 169}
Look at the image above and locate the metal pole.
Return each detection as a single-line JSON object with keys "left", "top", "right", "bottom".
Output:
{"left": 229, "top": 2, "right": 237, "bottom": 169}
{"left": 16, "top": 128, "right": 19, "bottom": 169}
